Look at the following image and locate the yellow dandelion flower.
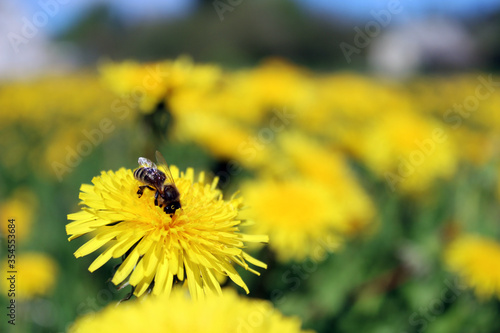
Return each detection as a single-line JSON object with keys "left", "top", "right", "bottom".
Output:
{"left": 0, "top": 73, "right": 124, "bottom": 179}
{"left": 296, "top": 73, "right": 405, "bottom": 136}
{"left": 0, "top": 188, "right": 38, "bottom": 242}
{"left": 66, "top": 165, "right": 268, "bottom": 299}
{"left": 242, "top": 58, "right": 313, "bottom": 110}
{"left": 0, "top": 252, "right": 58, "bottom": 300}
{"left": 69, "top": 288, "right": 313, "bottom": 333}
{"left": 99, "top": 60, "right": 169, "bottom": 112}
{"left": 452, "top": 128, "right": 497, "bottom": 166}
{"left": 173, "top": 112, "right": 271, "bottom": 169}
{"left": 241, "top": 178, "right": 343, "bottom": 262}
{"left": 100, "top": 56, "right": 221, "bottom": 113}
{"left": 444, "top": 234, "right": 500, "bottom": 299}
{"left": 355, "top": 111, "right": 457, "bottom": 193}
{"left": 277, "top": 133, "right": 376, "bottom": 235}
{"left": 169, "top": 79, "right": 265, "bottom": 125}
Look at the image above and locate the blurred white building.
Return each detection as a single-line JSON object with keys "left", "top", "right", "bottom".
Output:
{"left": 0, "top": 2, "right": 75, "bottom": 80}
{"left": 368, "top": 17, "right": 478, "bottom": 77}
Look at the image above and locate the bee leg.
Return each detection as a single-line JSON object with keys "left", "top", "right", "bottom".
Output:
{"left": 154, "top": 191, "right": 159, "bottom": 207}
{"left": 137, "top": 186, "right": 147, "bottom": 198}
{"left": 137, "top": 185, "right": 156, "bottom": 198}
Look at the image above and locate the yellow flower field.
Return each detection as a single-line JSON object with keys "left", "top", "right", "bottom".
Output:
{"left": 1, "top": 56, "right": 499, "bottom": 332}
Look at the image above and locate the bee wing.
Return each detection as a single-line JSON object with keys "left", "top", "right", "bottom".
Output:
{"left": 138, "top": 157, "right": 157, "bottom": 169}
{"left": 155, "top": 150, "right": 176, "bottom": 185}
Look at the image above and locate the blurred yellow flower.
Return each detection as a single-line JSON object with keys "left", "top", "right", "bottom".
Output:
{"left": 174, "top": 112, "right": 271, "bottom": 169}
{"left": 242, "top": 178, "right": 343, "bottom": 262}
{"left": 0, "top": 252, "right": 58, "bottom": 300}
{"left": 0, "top": 74, "right": 111, "bottom": 126}
{"left": 296, "top": 73, "right": 408, "bottom": 136}
{"left": 452, "top": 128, "right": 498, "bottom": 166}
{"left": 0, "top": 188, "right": 38, "bottom": 242}
{"left": 240, "top": 133, "right": 376, "bottom": 262}
{"left": 169, "top": 78, "right": 265, "bottom": 125}
{"left": 66, "top": 165, "right": 267, "bottom": 299}
{"left": 444, "top": 234, "right": 500, "bottom": 299}
{"left": 241, "top": 58, "right": 313, "bottom": 110}
{"left": 277, "top": 133, "right": 376, "bottom": 235}
{"left": 100, "top": 60, "right": 165, "bottom": 112}
{"left": 68, "top": 288, "right": 313, "bottom": 333}
{"left": 415, "top": 74, "right": 500, "bottom": 132}
{"left": 354, "top": 111, "right": 458, "bottom": 193}
{"left": 0, "top": 73, "right": 123, "bottom": 179}
{"left": 100, "top": 56, "right": 221, "bottom": 113}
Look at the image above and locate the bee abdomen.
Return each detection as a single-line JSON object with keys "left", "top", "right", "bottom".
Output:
{"left": 134, "top": 167, "right": 150, "bottom": 183}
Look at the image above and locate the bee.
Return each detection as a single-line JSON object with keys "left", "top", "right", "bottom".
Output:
{"left": 133, "top": 151, "right": 181, "bottom": 215}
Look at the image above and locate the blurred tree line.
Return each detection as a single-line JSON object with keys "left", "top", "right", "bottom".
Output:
{"left": 54, "top": 0, "right": 500, "bottom": 71}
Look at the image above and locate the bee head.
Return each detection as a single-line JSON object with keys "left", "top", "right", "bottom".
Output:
{"left": 164, "top": 201, "right": 181, "bottom": 215}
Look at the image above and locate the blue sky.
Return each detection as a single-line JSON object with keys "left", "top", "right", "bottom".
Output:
{"left": 9, "top": 0, "right": 500, "bottom": 35}
{"left": 296, "top": 0, "right": 500, "bottom": 20}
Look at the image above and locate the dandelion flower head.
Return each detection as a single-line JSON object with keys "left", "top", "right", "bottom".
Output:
{"left": 68, "top": 288, "right": 313, "bottom": 333}
{"left": 100, "top": 56, "right": 221, "bottom": 113}
{"left": 66, "top": 163, "right": 267, "bottom": 299}
{"left": 444, "top": 234, "right": 500, "bottom": 299}
{"left": 1, "top": 252, "right": 58, "bottom": 300}
{"left": 0, "top": 188, "right": 38, "bottom": 242}
{"left": 242, "top": 178, "right": 343, "bottom": 263}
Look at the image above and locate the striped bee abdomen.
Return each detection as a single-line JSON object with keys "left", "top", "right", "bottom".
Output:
{"left": 134, "top": 167, "right": 153, "bottom": 183}
{"left": 134, "top": 167, "right": 166, "bottom": 187}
